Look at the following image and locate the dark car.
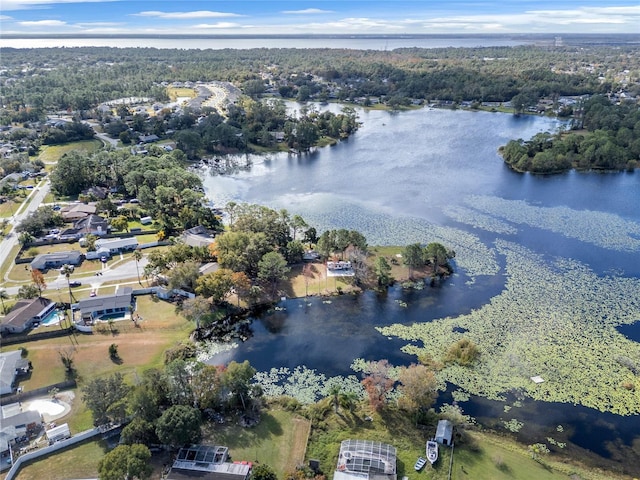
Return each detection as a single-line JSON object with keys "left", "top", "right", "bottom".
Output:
{"left": 69, "top": 281, "right": 81, "bottom": 287}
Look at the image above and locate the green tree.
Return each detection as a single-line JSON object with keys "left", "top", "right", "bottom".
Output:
{"left": 155, "top": 405, "right": 202, "bottom": 448}
{"left": 133, "top": 249, "right": 143, "bottom": 285}
{"left": 60, "top": 264, "right": 76, "bottom": 308}
{"left": 50, "top": 151, "right": 96, "bottom": 196}
{"left": 82, "top": 373, "right": 130, "bottom": 426}
{"left": 251, "top": 464, "right": 278, "bottom": 480}
{"left": 0, "top": 289, "right": 9, "bottom": 314}
{"left": 97, "top": 444, "right": 152, "bottom": 480}
{"left": 120, "top": 417, "right": 157, "bottom": 446}
{"left": 374, "top": 256, "right": 392, "bottom": 287}
{"left": 110, "top": 215, "right": 129, "bottom": 232}
{"left": 180, "top": 296, "right": 211, "bottom": 329}
{"left": 424, "top": 242, "right": 454, "bottom": 278}
{"left": 196, "top": 268, "right": 234, "bottom": 303}
{"left": 167, "top": 261, "right": 200, "bottom": 292}
{"left": 258, "top": 251, "right": 290, "bottom": 298}
{"left": 108, "top": 343, "right": 119, "bottom": 361}
{"left": 402, "top": 243, "right": 425, "bottom": 279}
{"left": 223, "top": 360, "right": 257, "bottom": 412}
{"left": 17, "top": 284, "right": 39, "bottom": 299}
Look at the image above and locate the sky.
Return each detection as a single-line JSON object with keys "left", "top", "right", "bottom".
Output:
{"left": 1, "top": 0, "right": 639, "bottom": 36}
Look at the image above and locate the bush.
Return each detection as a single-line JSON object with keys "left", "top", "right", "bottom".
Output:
{"left": 444, "top": 338, "right": 480, "bottom": 366}
{"left": 164, "top": 342, "right": 197, "bottom": 364}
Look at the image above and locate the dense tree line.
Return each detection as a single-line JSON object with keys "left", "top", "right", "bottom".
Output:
{"left": 49, "top": 148, "right": 220, "bottom": 233}
{"left": 1, "top": 44, "right": 630, "bottom": 122}
{"left": 82, "top": 359, "right": 261, "bottom": 448}
{"left": 501, "top": 95, "right": 640, "bottom": 173}
{"left": 40, "top": 119, "right": 95, "bottom": 145}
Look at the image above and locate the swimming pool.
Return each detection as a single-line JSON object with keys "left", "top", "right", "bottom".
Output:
{"left": 41, "top": 310, "right": 65, "bottom": 326}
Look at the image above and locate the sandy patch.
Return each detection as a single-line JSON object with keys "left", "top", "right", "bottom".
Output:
{"left": 22, "top": 391, "right": 74, "bottom": 422}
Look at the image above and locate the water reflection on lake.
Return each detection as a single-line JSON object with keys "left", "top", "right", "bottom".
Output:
{"left": 202, "top": 106, "right": 640, "bottom": 474}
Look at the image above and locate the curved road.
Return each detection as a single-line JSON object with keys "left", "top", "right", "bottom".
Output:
{"left": 0, "top": 179, "right": 148, "bottom": 297}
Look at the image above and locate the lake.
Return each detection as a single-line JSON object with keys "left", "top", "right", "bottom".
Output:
{"left": 201, "top": 106, "right": 640, "bottom": 474}
{"left": 0, "top": 35, "right": 529, "bottom": 50}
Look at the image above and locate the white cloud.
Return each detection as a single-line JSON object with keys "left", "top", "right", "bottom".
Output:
{"left": 0, "top": 15, "right": 14, "bottom": 20}
{"left": 75, "top": 22, "right": 123, "bottom": 27}
{"left": 191, "top": 22, "right": 244, "bottom": 30}
{"left": 18, "top": 19, "right": 68, "bottom": 27}
{"left": 1, "top": 0, "right": 115, "bottom": 11}
{"left": 281, "top": 9, "right": 333, "bottom": 15}
{"left": 133, "top": 10, "right": 242, "bottom": 20}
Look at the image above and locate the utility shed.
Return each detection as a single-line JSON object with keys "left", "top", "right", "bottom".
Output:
{"left": 435, "top": 419, "right": 453, "bottom": 446}
{"left": 46, "top": 423, "right": 71, "bottom": 444}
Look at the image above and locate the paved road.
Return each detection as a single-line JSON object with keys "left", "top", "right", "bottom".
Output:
{"left": 0, "top": 179, "right": 51, "bottom": 281}
{"left": 0, "top": 178, "right": 148, "bottom": 297}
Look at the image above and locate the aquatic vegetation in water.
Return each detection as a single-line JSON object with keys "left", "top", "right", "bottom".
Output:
{"left": 464, "top": 195, "right": 640, "bottom": 252}
{"left": 503, "top": 418, "right": 524, "bottom": 432}
{"left": 195, "top": 341, "right": 238, "bottom": 363}
{"left": 452, "top": 389, "right": 470, "bottom": 402}
{"left": 253, "top": 365, "right": 363, "bottom": 404}
{"left": 443, "top": 205, "right": 518, "bottom": 235}
{"left": 378, "top": 240, "right": 640, "bottom": 415}
{"left": 395, "top": 300, "right": 408, "bottom": 308}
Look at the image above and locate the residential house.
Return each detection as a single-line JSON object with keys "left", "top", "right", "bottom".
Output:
{"left": 73, "top": 214, "right": 109, "bottom": 236}
{"left": 334, "top": 439, "right": 397, "bottom": 480}
{"left": 181, "top": 225, "right": 215, "bottom": 248}
{"left": 30, "top": 251, "right": 83, "bottom": 272}
{"left": 138, "top": 134, "right": 159, "bottom": 143}
{"left": 1, "top": 402, "right": 43, "bottom": 459}
{"left": 167, "top": 445, "right": 251, "bottom": 480}
{"left": 81, "top": 186, "right": 109, "bottom": 200}
{"left": 435, "top": 419, "right": 453, "bottom": 446}
{"left": 0, "top": 297, "right": 55, "bottom": 334}
{"left": 60, "top": 202, "right": 97, "bottom": 221}
{"left": 74, "top": 287, "right": 133, "bottom": 324}
{"left": 94, "top": 237, "right": 139, "bottom": 255}
{"left": 0, "top": 351, "right": 31, "bottom": 395}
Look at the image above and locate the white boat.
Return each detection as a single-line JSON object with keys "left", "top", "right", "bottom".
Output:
{"left": 414, "top": 456, "right": 427, "bottom": 471}
{"left": 426, "top": 440, "right": 438, "bottom": 465}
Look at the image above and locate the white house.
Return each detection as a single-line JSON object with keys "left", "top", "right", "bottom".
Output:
{"left": 94, "top": 237, "right": 139, "bottom": 255}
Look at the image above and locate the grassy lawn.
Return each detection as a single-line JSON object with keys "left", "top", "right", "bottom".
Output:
{"left": 36, "top": 140, "right": 103, "bottom": 163}
{"left": 7, "top": 295, "right": 192, "bottom": 395}
{"left": 167, "top": 87, "right": 196, "bottom": 101}
{"left": 13, "top": 438, "right": 110, "bottom": 480}
{"left": 203, "top": 408, "right": 311, "bottom": 478}
{"left": 0, "top": 199, "right": 20, "bottom": 218}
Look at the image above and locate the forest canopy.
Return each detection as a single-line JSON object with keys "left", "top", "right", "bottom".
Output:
{"left": 500, "top": 96, "right": 640, "bottom": 173}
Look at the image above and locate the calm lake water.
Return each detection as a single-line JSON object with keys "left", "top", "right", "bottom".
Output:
{"left": 202, "top": 107, "right": 640, "bottom": 474}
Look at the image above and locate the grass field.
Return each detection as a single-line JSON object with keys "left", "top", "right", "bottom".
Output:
{"left": 37, "top": 140, "right": 103, "bottom": 163}
{"left": 203, "top": 409, "right": 311, "bottom": 478}
{"left": 12, "top": 439, "right": 111, "bottom": 480}
{"left": 167, "top": 87, "right": 196, "bottom": 101}
{"left": 6, "top": 295, "right": 192, "bottom": 402}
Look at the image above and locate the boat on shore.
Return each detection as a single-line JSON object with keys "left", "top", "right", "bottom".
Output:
{"left": 426, "top": 439, "right": 438, "bottom": 465}
{"left": 414, "top": 456, "right": 427, "bottom": 471}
